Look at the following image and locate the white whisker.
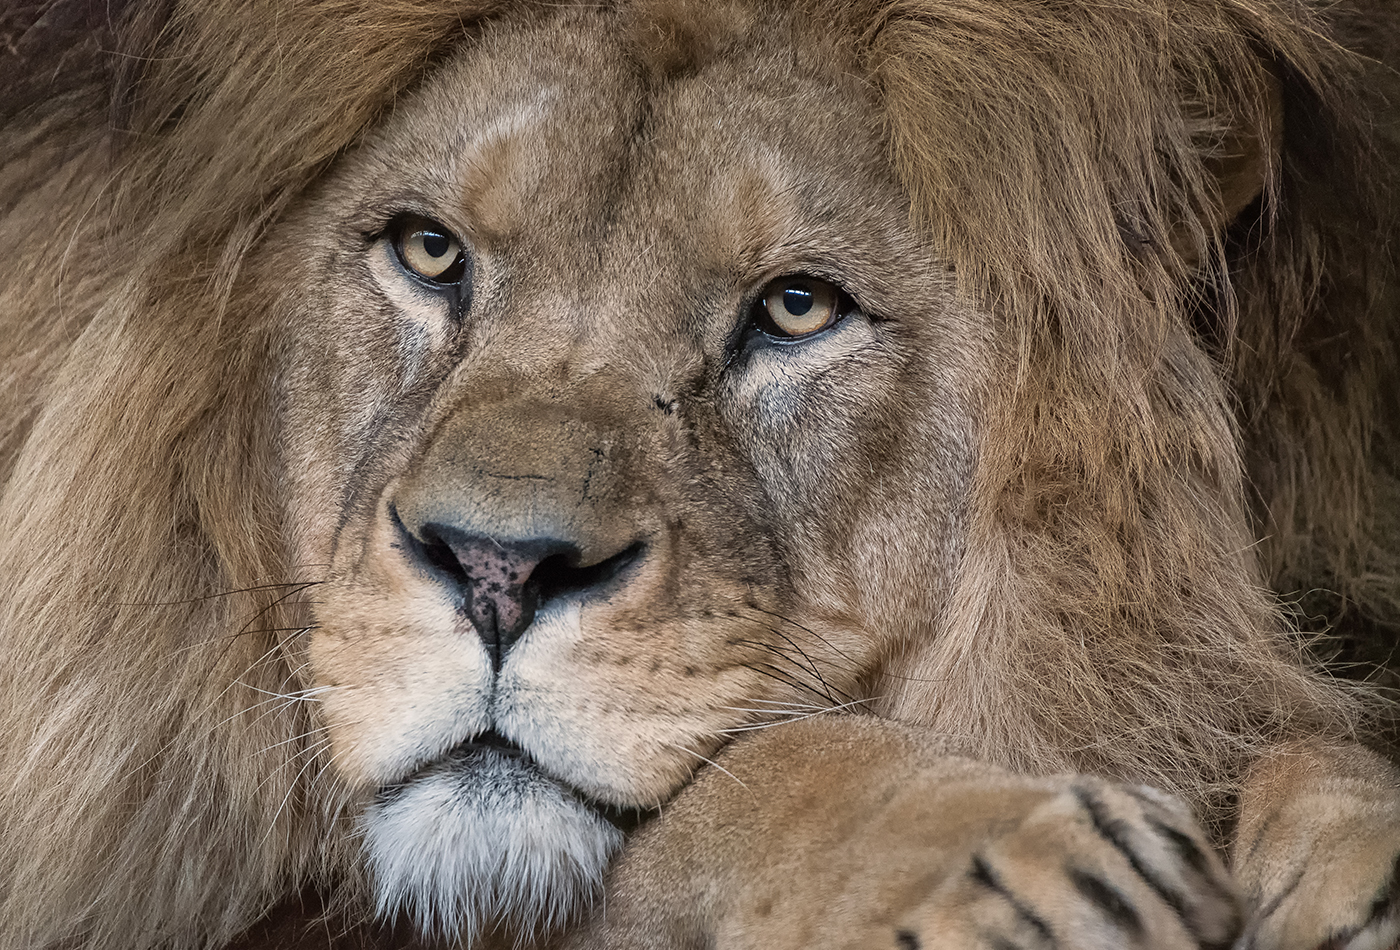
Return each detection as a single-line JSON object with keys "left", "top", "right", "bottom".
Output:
{"left": 666, "top": 743, "right": 751, "bottom": 795}
{"left": 262, "top": 738, "right": 335, "bottom": 840}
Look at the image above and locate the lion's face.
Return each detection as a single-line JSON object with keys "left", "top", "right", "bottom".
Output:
{"left": 263, "top": 8, "right": 983, "bottom": 934}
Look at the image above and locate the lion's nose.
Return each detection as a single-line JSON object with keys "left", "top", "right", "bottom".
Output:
{"left": 400, "top": 517, "right": 640, "bottom": 667}
{"left": 389, "top": 387, "right": 648, "bottom": 667}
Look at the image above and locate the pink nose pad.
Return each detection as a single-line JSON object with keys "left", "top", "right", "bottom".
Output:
{"left": 450, "top": 535, "right": 549, "bottom": 648}
{"left": 417, "top": 528, "right": 566, "bottom": 662}
{"left": 396, "top": 509, "right": 644, "bottom": 669}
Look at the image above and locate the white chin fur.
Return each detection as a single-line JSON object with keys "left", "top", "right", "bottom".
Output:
{"left": 359, "top": 750, "right": 625, "bottom": 944}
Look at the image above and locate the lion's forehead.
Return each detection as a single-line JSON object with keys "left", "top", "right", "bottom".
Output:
{"left": 355, "top": 8, "right": 909, "bottom": 308}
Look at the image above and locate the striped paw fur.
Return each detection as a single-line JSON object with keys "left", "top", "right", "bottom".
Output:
{"left": 895, "top": 779, "right": 1240, "bottom": 950}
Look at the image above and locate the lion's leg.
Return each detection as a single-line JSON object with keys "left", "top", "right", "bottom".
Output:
{"left": 1232, "top": 742, "right": 1400, "bottom": 950}
{"left": 561, "top": 716, "right": 1240, "bottom": 950}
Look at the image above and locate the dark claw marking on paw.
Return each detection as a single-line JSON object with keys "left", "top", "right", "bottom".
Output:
{"left": 1069, "top": 866, "right": 1143, "bottom": 936}
{"left": 1145, "top": 816, "right": 1212, "bottom": 878}
{"left": 971, "top": 853, "right": 1057, "bottom": 946}
{"left": 1248, "top": 849, "right": 1400, "bottom": 950}
{"left": 1253, "top": 865, "right": 1305, "bottom": 924}
{"left": 1367, "top": 851, "right": 1400, "bottom": 923}
{"left": 1074, "top": 786, "right": 1198, "bottom": 936}
{"left": 895, "top": 930, "right": 921, "bottom": 950}
{"left": 1330, "top": 850, "right": 1400, "bottom": 946}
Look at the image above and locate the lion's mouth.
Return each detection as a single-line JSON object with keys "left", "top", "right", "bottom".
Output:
{"left": 454, "top": 728, "right": 529, "bottom": 760}
{"left": 406, "top": 729, "right": 651, "bottom": 835}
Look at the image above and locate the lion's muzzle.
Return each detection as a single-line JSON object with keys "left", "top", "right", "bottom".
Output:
{"left": 391, "top": 383, "right": 650, "bottom": 668}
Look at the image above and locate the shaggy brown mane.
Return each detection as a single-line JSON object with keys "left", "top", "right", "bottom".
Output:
{"left": 851, "top": 0, "right": 1400, "bottom": 792}
{"left": 1, "top": 0, "right": 1396, "bottom": 946}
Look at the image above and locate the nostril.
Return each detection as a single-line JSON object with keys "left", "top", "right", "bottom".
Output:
{"left": 530, "top": 542, "right": 644, "bottom": 605}
{"left": 390, "top": 506, "right": 473, "bottom": 586}
{"left": 417, "top": 528, "right": 471, "bottom": 585}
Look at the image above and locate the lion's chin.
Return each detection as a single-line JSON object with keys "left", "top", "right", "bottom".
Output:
{"left": 359, "top": 744, "right": 626, "bottom": 943}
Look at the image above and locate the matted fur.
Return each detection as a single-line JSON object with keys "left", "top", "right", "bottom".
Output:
{"left": 0, "top": 0, "right": 1395, "bottom": 948}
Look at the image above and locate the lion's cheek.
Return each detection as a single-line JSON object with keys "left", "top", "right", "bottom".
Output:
{"left": 494, "top": 602, "right": 754, "bottom": 805}
{"left": 309, "top": 584, "right": 493, "bottom": 790}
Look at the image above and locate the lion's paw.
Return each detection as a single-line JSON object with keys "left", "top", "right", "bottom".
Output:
{"left": 1237, "top": 835, "right": 1400, "bottom": 950}
{"left": 1233, "top": 746, "right": 1400, "bottom": 950}
{"left": 895, "top": 779, "right": 1240, "bottom": 950}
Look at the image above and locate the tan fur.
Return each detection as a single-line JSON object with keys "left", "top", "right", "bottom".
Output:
{"left": 1, "top": 0, "right": 1398, "bottom": 948}
{"left": 562, "top": 718, "right": 1244, "bottom": 950}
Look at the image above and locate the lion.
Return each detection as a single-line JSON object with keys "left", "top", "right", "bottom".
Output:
{"left": 3, "top": 0, "right": 1400, "bottom": 948}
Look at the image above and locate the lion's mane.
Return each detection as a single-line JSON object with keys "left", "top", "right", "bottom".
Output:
{"left": 0, "top": 0, "right": 1395, "bottom": 946}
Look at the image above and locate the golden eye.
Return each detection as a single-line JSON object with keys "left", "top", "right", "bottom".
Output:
{"left": 393, "top": 217, "right": 467, "bottom": 284}
{"left": 758, "top": 276, "right": 843, "bottom": 338}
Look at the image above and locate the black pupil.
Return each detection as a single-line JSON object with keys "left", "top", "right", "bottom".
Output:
{"left": 782, "top": 285, "right": 814, "bottom": 315}
{"left": 422, "top": 232, "right": 450, "bottom": 259}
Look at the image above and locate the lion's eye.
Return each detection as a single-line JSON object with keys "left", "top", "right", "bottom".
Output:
{"left": 756, "top": 276, "right": 845, "bottom": 339}
{"left": 392, "top": 217, "right": 467, "bottom": 284}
